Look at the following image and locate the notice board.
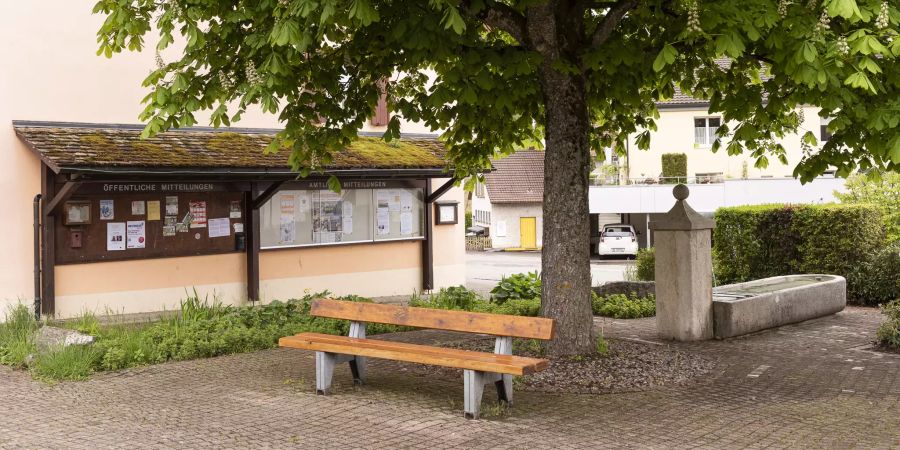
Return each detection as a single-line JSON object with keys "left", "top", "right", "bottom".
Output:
{"left": 54, "top": 182, "right": 246, "bottom": 264}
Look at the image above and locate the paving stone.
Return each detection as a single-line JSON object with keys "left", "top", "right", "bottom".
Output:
{"left": 0, "top": 306, "right": 898, "bottom": 448}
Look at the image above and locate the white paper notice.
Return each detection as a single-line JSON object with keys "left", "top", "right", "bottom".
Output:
{"left": 131, "top": 201, "right": 145, "bottom": 216}
{"left": 376, "top": 190, "right": 391, "bottom": 210}
{"left": 165, "top": 196, "right": 179, "bottom": 216}
{"left": 233, "top": 223, "right": 244, "bottom": 233}
{"left": 388, "top": 189, "right": 401, "bottom": 212}
{"left": 342, "top": 215, "right": 353, "bottom": 234}
{"left": 400, "top": 211, "right": 413, "bottom": 235}
{"left": 343, "top": 201, "right": 353, "bottom": 218}
{"left": 400, "top": 190, "right": 413, "bottom": 212}
{"left": 376, "top": 209, "right": 390, "bottom": 235}
{"left": 126, "top": 221, "right": 146, "bottom": 249}
{"left": 107, "top": 222, "right": 125, "bottom": 251}
{"left": 208, "top": 217, "right": 231, "bottom": 238}
{"left": 280, "top": 214, "right": 296, "bottom": 244}
{"left": 100, "top": 200, "right": 114, "bottom": 220}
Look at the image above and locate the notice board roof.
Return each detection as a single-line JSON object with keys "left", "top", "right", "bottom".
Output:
{"left": 14, "top": 121, "right": 451, "bottom": 178}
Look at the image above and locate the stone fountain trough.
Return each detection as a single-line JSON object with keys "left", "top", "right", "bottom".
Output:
{"left": 712, "top": 274, "right": 846, "bottom": 339}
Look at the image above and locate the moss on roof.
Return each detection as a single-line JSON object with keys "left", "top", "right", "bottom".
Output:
{"left": 16, "top": 125, "right": 450, "bottom": 171}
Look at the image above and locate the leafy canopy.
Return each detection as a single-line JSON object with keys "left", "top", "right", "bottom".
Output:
{"left": 94, "top": 0, "right": 900, "bottom": 182}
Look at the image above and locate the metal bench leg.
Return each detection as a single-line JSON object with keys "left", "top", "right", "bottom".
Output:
{"left": 495, "top": 374, "right": 513, "bottom": 405}
{"left": 348, "top": 321, "right": 367, "bottom": 385}
{"left": 464, "top": 369, "right": 485, "bottom": 419}
{"left": 316, "top": 351, "right": 335, "bottom": 395}
{"left": 349, "top": 356, "right": 367, "bottom": 385}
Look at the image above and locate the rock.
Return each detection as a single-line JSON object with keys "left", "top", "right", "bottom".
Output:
{"left": 592, "top": 281, "right": 655, "bottom": 298}
{"left": 34, "top": 326, "right": 95, "bottom": 352}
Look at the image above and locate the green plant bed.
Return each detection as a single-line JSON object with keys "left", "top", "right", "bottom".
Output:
{"left": 0, "top": 291, "right": 408, "bottom": 382}
{"left": 877, "top": 299, "right": 900, "bottom": 350}
{"left": 592, "top": 293, "right": 656, "bottom": 319}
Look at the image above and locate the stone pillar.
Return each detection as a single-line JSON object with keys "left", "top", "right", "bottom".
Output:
{"left": 651, "top": 185, "right": 715, "bottom": 341}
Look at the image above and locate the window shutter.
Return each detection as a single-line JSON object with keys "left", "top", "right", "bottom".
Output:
{"left": 371, "top": 78, "right": 390, "bottom": 126}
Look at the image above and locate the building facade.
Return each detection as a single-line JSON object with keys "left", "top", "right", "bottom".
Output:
{"left": 471, "top": 150, "right": 544, "bottom": 249}
{"left": 0, "top": 1, "right": 466, "bottom": 318}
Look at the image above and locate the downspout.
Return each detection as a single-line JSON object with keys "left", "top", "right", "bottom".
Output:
{"left": 33, "top": 194, "right": 42, "bottom": 321}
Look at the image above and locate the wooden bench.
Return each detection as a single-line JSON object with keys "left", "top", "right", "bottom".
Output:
{"left": 278, "top": 299, "right": 555, "bottom": 419}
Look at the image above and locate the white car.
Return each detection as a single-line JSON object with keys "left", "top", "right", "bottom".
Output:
{"left": 597, "top": 224, "right": 639, "bottom": 258}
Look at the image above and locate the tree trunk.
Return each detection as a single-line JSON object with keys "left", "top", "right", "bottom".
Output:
{"left": 536, "top": 67, "right": 595, "bottom": 358}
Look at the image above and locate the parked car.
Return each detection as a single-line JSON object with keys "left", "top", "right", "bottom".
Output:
{"left": 597, "top": 224, "right": 638, "bottom": 258}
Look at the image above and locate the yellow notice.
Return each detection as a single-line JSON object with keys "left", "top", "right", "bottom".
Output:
{"left": 147, "top": 201, "right": 161, "bottom": 221}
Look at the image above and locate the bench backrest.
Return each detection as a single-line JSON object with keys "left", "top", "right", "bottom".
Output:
{"left": 310, "top": 299, "right": 555, "bottom": 340}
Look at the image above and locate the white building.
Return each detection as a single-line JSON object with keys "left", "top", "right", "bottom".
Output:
{"left": 471, "top": 150, "right": 544, "bottom": 249}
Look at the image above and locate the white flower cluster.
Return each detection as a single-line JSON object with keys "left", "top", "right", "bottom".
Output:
{"left": 278, "top": 0, "right": 291, "bottom": 8}
{"left": 876, "top": 1, "right": 890, "bottom": 29}
{"left": 219, "top": 71, "right": 236, "bottom": 91}
{"left": 245, "top": 64, "right": 263, "bottom": 85}
{"left": 836, "top": 35, "right": 850, "bottom": 56}
{"left": 778, "top": 0, "right": 791, "bottom": 18}
{"left": 686, "top": 0, "right": 701, "bottom": 33}
{"left": 806, "top": 0, "right": 818, "bottom": 9}
{"left": 797, "top": 107, "right": 805, "bottom": 124}
{"left": 814, "top": 11, "right": 830, "bottom": 38}
{"left": 155, "top": 49, "right": 165, "bottom": 70}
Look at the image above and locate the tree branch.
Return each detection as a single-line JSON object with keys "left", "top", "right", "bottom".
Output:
{"left": 590, "top": 0, "right": 639, "bottom": 48}
{"left": 460, "top": 0, "right": 527, "bottom": 46}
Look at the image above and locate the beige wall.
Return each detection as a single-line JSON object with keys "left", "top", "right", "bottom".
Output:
{"left": 625, "top": 105, "right": 825, "bottom": 180}
{"left": 0, "top": 2, "right": 460, "bottom": 317}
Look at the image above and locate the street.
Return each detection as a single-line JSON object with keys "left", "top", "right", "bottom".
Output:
{"left": 465, "top": 251, "right": 630, "bottom": 294}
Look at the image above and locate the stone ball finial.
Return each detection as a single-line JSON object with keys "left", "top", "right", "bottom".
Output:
{"left": 673, "top": 184, "right": 690, "bottom": 201}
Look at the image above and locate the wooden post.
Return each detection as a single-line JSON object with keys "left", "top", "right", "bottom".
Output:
{"left": 246, "top": 184, "right": 260, "bottom": 302}
{"left": 40, "top": 164, "right": 56, "bottom": 316}
{"left": 422, "top": 179, "right": 434, "bottom": 291}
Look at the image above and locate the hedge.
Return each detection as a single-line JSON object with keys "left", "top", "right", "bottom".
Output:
{"left": 661, "top": 153, "right": 687, "bottom": 183}
{"left": 713, "top": 203, "right": 896, "bottom": 305}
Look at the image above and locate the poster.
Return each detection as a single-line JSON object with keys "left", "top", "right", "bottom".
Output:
{"left": 208, "top": 218, "right": 231, "bottom": 238}
{"left": 165, "top": 196, "right": 179, "bottom": 216}
{"left": 233, "top": 223, "right": 244, "bottom": 233}
{"left": 229, "top": 200, "right": 242, "bottom": 219}
{"left": 376, "top": 190, "right": 390, "bottom": 211}
{"left": 298, "top": 193, "right": 310, "bottom": 216}
{"left": 100, "top": 200, "right": 114, "bottom": 220}
{"left": 106, "top": 222, "right": 125, "bottom": 251}
{"left": 342, "top": 216, "right": 353, "bottom": 234}
{"left": 126, "top": 221, "right": 146, "bottom": 249}
{"left": 376, "top": 208, "right": 390, "bottom": 235}
{"left": 388, "top": 189, "right": 401, "bottom": 212}
{"left": 400, "top": 211, "right": 413, "bottom": 235}
{"left": 162, "top": 225, "right": 176, "bottom": 237}
{"left": 147, "top": 201, "right": 161, "bottom": 221}
{"left": 279, "top": 194, "right": 296, "bottom": 244}
{"left": 400, "top": 190, "right": 413, "bottom": 212}
{"left": 131, "top": 201, "right": 145, "bottom": 215}
{"left": 313, "top": 190, "right": 343, "bottom": 243}
{"left": 176, "top": 222, "right": 189, "bottom": 233}
{"left": 189, "top": 201, "right": 207, "bottom": 228}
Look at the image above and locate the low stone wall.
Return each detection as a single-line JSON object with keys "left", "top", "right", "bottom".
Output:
{"left": 713, "top": 275, "right": 846, "bottom": 339}
{"left": 592, "top": 281, "right": 655, "bottom": 298}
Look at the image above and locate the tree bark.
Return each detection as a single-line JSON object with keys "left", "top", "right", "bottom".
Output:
{"left": 527, "top": 4, "right": 596, "bottom": 357}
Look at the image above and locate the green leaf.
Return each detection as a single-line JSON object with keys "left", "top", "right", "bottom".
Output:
{"left": 826, "top": 0, "right": 860, "bottom": 19}
{"left": 653, "top": 44, "right": 678, "bottom": 72}
{"left": 890, "top": 137, "right": 900, "bottom": 164}
{"left": 441, "top": 6, "right": 466, "bottom": 34}
{"left": 327, "top": 175, "right": 342, "bottom": 193}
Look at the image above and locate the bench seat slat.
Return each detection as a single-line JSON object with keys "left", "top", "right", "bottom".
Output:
{"left": 310, "top": 299, "right": 555, "bottom": 340}
{"left": 279, "top": 333, "right": 549, "bottom": 376}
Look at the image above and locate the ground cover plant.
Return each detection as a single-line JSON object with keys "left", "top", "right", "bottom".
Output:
{"left": 0, "top": 291, "right": 406, "bottom": 382}
{"left": 591, "top": 293, "right": 656, "bottom": 319}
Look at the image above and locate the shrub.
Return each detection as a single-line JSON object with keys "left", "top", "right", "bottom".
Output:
{"left": 591, "top": 293, "right": 656, "bottom": 319}
{"left": 835, "top": 172, "right": 900, "bottom": 244}
{"left": 489, "top": 298, "right": 541, "bottom": 317}
{"left": 713, "top": 203, "right": 893, "bottom": 305}
{"left": 411, "top": 286, "right": 483, "bottom": 310}
{"left": 635, "top": 248, "right": 655, "bottom": 281}
{"left": 661, "top": 153, "right": 687, "bottom": 183}
{"left": 490, "top": 271, "right": 541, "bottom": 303}
{"left": 876, "top": 299, "right": 900, "bottom": 349}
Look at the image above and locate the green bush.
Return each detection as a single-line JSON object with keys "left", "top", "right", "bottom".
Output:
{"left": 635, "top": 248, "right": 655, "bottom": 281}
{"left": 591, "top": 292, "right": 656, "bottom": 319}
{"left": 713, "top": 203, "right": 894, "bottom": 305}
{"left": 411, "top": 286, "right": 483, "bottom": 310}
{"left": 876, "top": 299, "right": 900, "bottom": 349}
{"left": 835, "top": 172, "right": 900, "bottom": 244}
{"left": 490, "top": 271, "right": 541, "bottom": 303}
{"left": 661, "top": 153, "right": 687, "bottom": 183}
{"left": 489, "top": 298, "right": 541, "bottom": 317}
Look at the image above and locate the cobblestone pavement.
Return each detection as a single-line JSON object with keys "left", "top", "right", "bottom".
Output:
{"left": 2, "top": 307, "right": 898, "bottom": 449}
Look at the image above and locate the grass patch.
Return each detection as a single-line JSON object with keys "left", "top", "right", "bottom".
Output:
{"left": 877, "top": 299, "right": 900, "bottom": 349}
{"left": 0, "top": 304, "right": 39, "bottom": 368}
{"left": 591, "top": 292, "right": 656, "bottom": 319}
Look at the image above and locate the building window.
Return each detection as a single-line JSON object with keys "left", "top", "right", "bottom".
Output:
{"left": 475, "top": 181, "right": 485, "bottom": 198}
{"left": 694, "top": 117, "right": 721, "bottom": 146}
{"left": 259, "top": 188, "right": 424, "bottom": 248}
{"left": 820, "top": 117, "right": 832, "bottom": 141}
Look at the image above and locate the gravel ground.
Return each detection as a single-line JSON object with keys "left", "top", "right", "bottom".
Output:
{"left": 408, "top": 337, "right": 718, "bottom": 395}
